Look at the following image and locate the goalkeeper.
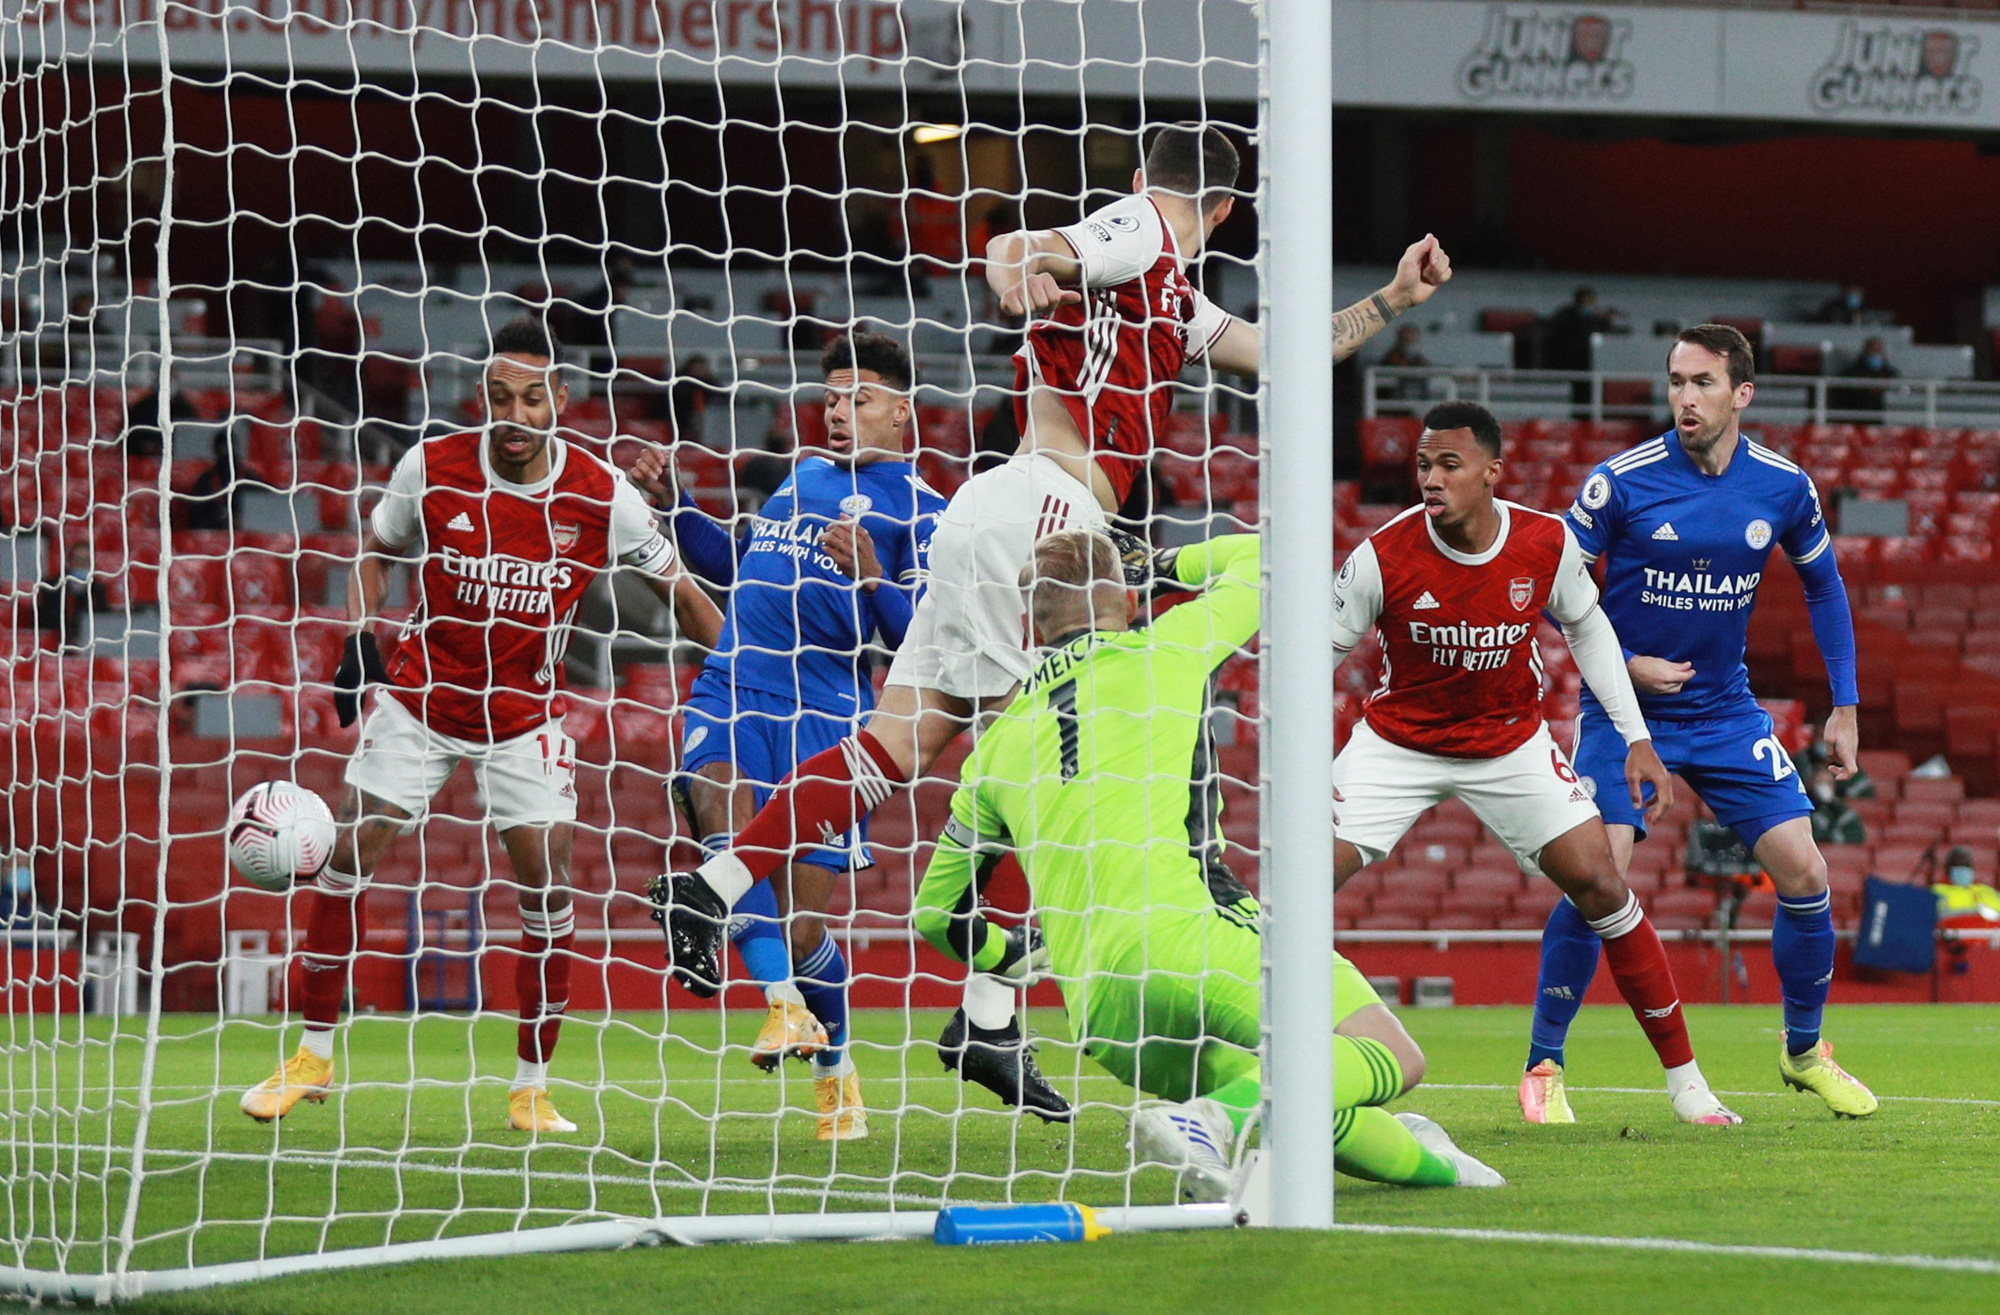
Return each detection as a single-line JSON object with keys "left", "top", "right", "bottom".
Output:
{"left": 913, "top": 530, "right": 1502, "bottom": 1201}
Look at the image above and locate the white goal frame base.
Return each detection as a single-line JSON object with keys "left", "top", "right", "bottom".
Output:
{"left": 0, "top": 1205, "right": 1236, "bottom": 1303}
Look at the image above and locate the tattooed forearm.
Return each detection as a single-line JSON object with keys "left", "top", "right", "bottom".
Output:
{"left": 1331, "top": 289, "right": 1405, "bottom": 362}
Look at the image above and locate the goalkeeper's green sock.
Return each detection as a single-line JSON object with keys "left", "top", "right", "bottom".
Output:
{"left": 1202, "top": 1036, "right": 1406, "bottom": 1138}
{"left": 1334, "top": 1106, "right": 1458, "bottom": 1186}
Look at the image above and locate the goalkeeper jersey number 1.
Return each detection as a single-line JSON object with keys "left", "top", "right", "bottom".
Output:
{"left": 913, "top": 535, "right": 1261, "bottom": 984}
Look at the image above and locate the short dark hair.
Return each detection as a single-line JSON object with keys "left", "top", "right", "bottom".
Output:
{"left": 1421, "top": 400, "right": 1503, "bottom": 458}
{"left": 821, "top": 330, "right": 912, "bottom": 391}
{"left": 490, "top": 315, "right": 561, "bottom": 362}
{"left": 1671, "top": 324, "right": 1755, "bottom": 388}
{"left": 1142, "top": 122, "right": 1241, "bottom": 214}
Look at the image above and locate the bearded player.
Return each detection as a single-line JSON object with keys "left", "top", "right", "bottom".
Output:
{"left": 630, "top": 332, "right": 945, "bottom": 1140}
{"left": 658, "top": 122, "right": 1453, "bottom": 1119}
{"left": 916, "top": 530, "right": 1504, "bottom": 1202}
{"left": 1333, "top": 401, "right": 1740, "bottom": 1127}
{"left": 239, "top": 317, "right": 722, "bottom": 1134}
{"left": 1520, "top": 326, "right": 1875, "bottom": 1122}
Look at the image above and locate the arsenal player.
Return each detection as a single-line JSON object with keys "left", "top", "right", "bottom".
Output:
{"left": 661, "top": 122, "right": 1454, "bottom": 1118}
{"left": 239, "top": 317, "right": 721, "bottom": 1135}
{"left": 1331, "top": 401, "right": 1738, "bottom": 1126}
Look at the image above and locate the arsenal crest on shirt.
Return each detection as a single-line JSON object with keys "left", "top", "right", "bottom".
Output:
{"left": 552, "top": 522, "right": 580, "bottom": 551}
{"left": 1509, "top": 577, "right": 1534, "bottom": 611}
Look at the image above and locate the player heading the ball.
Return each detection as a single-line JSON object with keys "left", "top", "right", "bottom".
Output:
{"left": 1522, "top": 325, "right": 1876, "bottom": 1122}
{"left": 658, "top": 122, "right": 1453, "bottom": 1118}
{"left": 1332, "top": 400, "right": 1740, "bottom": 1127}
{"left": 238, "top": 316, "right": 722, "bottom": 1134}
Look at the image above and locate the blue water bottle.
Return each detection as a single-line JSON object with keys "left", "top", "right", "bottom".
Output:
{"left": 933, "top": 1203, "right": 1110, "bottom": 1246}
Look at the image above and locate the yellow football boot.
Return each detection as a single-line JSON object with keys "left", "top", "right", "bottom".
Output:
{"left": 508, "top": 1086, "right": 579, "bottom": 1134}
{"left": 239, "top": 1047, "right": 335, "bottom": 1123}
{"left": 1518, "top": 1058, "right": 1576, "bottom": 1124}
{"left": 815, "top": 1070, "right": 868, "bottom": 1141}
{"left": 750, "top": 997, "right": 828, "bottom": 1072}
{"left": 1779, "top": 1034, "right": 1878, "bottom": 1118}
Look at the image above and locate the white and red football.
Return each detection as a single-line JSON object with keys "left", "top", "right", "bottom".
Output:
{"left": 225, "top": 782, "right": 336, "bottom": 891}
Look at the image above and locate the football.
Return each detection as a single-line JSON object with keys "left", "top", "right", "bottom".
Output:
{"left": 225, "top": 781, "right": 337, "bottom": 891}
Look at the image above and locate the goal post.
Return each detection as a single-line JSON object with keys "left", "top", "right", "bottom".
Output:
{"left": 0, "top": 0, "right": 1332, "bottom": 1295}
{"left": 1258, "top": 0, "right": 1338, "bottom": 1231}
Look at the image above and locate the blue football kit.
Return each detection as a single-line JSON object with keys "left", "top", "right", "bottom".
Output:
{"left": 1532, "top": 429, "right": 1860, "bottom": 1070}
{"left": 666, "top": 454, "right": 943, "bottom": 1074}
{"left": 1566, "top": 430, "right": 1857, "bottom": 849}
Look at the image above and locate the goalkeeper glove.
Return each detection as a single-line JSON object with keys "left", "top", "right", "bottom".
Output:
{"left": 333, "top": 631, "right": 388, "bottom": 728}
{"left": 1105, "top": 526, "right": 1183, "bottom": 592}
{"left": 987, "top": 923, "right": 1052, "bottom": 986}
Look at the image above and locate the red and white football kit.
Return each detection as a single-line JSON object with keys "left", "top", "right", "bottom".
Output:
{"left": 1015, "top": 192, "right": 1234, "bottom": 506}
{"left": 892, "top": 194, "right": 1235, "bottom": 702}
{"left": 1331, "top": 500, "right": 1649, "bottom": 871}
{"left": 347, "top": 431, "right": 679, "bottom": 829}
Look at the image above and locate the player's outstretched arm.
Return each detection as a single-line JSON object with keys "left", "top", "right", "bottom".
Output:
{"left": 985, "top": 230, "right": 1083, "bottom": 318}
{"left": 1332, "top": 234, "right": 1453, "bottom": 363}
{"left": 915, "top": 810, "right": 1037, "bottom": 981}
{"left": 1205, "top": 235, "right": 1455, "bottom": 374}
{"left": 628, "top": 444, "right": 743, "bottom": 586}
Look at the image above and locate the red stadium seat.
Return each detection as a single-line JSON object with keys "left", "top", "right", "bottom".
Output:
{"left": 1359, "top": 417, "right": 1422, "bottom": 474}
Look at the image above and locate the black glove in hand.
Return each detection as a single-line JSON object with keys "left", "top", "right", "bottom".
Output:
{"left": 1104, "top": 526, "right": 1185, "bottom": 593}
{"left": 333, "top": 631, "right": 387, "bottom": 728}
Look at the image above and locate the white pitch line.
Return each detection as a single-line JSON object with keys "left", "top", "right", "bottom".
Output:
{"left": 1332, "top": 1223, "right": 2000, "bottom": 1276}
{"left": 1421, "top": 1082, "right": 2000, "bottom": 1108}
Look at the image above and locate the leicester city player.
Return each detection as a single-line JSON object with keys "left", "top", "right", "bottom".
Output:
{"left": 915, "top": 531, "right": 1503, "bottom": 1202}
{"left": 634, "top": 332, "right": 945, "bottom": 1140}
{"left": 1520, "top": 324, "right": 1877, "bottom": 1122}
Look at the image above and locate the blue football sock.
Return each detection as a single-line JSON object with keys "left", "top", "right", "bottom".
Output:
{"left": 1528, "top": 896, "right": 1602, "bottom": 1070}
{"left": 1773, "top": 889, "right": 1834, "bottom": 1056}
{"left": 729, "top": 878, "right": 791, "bottom": 987}
{"left": 795, "top": 932, "right": 850, "bottom": 1071}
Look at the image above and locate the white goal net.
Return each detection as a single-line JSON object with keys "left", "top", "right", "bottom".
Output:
{"left": 1, "top": 0, "right": 1294, "bottom": 1296}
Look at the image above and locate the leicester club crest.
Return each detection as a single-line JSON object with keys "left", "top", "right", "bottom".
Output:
{"left": 1509, "top": 577, "right": 1534, "bottom": 611}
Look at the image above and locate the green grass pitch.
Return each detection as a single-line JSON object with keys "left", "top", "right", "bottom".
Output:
{"left": 5, "top": 1003, "right": 1996, "bottom": 1312}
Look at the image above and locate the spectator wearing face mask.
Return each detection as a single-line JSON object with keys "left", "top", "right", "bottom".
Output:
{"left": 1807, "top": 766, "right": 1865, "bottom": 845}
{"left": 1817, "top": 283, "right": 1869, "bottom": 326}
{"left": 1830, "top": 337, "right": 1899, "bottom": 416}
{"left": 1933, "top": 846, "right": 2000, "bottom": 924}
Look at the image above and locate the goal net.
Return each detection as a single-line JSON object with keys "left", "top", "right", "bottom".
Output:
{"left": 2, "top": 0, "right": 1280, "bottom": 1296}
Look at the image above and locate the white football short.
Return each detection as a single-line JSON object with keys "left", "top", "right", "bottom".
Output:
{"left": 344, "top": 694, "right": 578, "bottom": 832}
{"left": 887, "top": 451, "right": 1107, "bottom": 701}
{"left": 1333, "top": 719, "right": 1602, "bottom": 875}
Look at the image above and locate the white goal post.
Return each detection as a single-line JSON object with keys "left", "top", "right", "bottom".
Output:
{"left": 0, "top": 0, "right": 1332, "bottom": 1296}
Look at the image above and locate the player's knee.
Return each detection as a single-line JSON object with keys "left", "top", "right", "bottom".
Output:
{"left": 1394, "top": 1038, "right": 1426, "bottom": 1093}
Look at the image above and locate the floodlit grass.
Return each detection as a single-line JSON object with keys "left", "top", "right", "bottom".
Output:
{"left": 2, "top": 1004, "right": 1993, "bottom": 1311}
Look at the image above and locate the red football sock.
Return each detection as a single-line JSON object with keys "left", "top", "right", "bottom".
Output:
{"left": 301, "top": 886, "right": 366, "bottom": 1030}
{"left": 517, "top": 907, "right": 576, "bottom": 1066}
{"left": 727, "top": 731, "right": 907, "bottom": 884}
{"left": 1593, "top": 895, "right": 1695, "bottom": 1071}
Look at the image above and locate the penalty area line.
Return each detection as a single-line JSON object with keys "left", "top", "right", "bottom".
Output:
{"left": 1332, "top": 1223, "right": 2000, "bottom": 1276}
